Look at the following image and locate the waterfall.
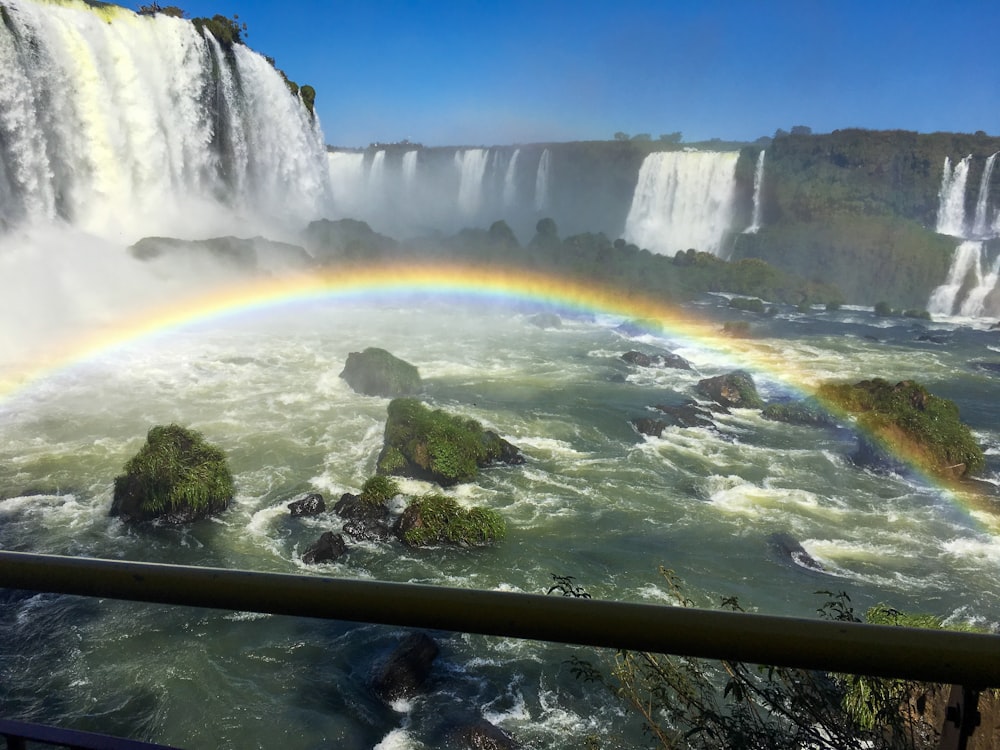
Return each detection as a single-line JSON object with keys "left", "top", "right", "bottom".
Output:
{"left": 972, "top": 152, "right": 999, "bottom": 238}
{"left": 0, "top": 0, "right": 332, "bottom": 239}
{"left": 623, "top": 151, "right": 739, "bottom": 257}
{"left": 534, "top": 149, "right": 551, "bottom": 211}
{"left": 503, "top": 149, "right": 521, "bottom": 207}
{"left": 928, "top": 240, "right": 983, "bottom": 315}
{"left": 402, "top": 150, "right": 418, "bottom": 187}
{"left": 327, "top": 151, "right": 366, "bottom": 218}
{"left": 455, "top": 148, "right": 489, "bottom": 217}
{"left": 936, "top": 155, "right": 972, "bottom": 236}
{"left": 745, "top": 150, "right": 765, "bottom": 233}
{"left": 929, "top": 154, "right": 1000, "bottom": 317}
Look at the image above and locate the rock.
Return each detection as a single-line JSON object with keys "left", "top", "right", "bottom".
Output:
{"left": 696, "top": 371, "right": 764, "bottom": 409}
{"left": 761, "top": 399, "right": 836, "bottom": 428}
{"left": 110, "top": 424, "right": 233, "bottom": 524}
{"left": 447, "top": 719, "right": 522, "bottom": 749}
{"left": 768, "top": 532, "right": 823, "bottom": 571}
{"left": 818, "top": 378, "right": 984, "bottom": 479}
{"left": 302, "top": 218, "right": 398, "bottom": 262}
{"left": 340, "top": 348, "right": 421, "bottom": 398}
{"left": 301, "top": 531, "right": 347, "bottom": 564}
{"left": 371, "top": 632, "right": 439, "bottom": 703}
{"left": 621, "top": 349, "right": 692, "bottom": 370}
{"left": 129, "top": 235, "right": 312, "bottom": 273}
{"left": 376, "top": 399, "right": 523, "bottom": 485}
{"left": 333, "top": 492, "right": 392, "bottom": 542}
{"left": 394, "top": 494, "right": 506, "bottom": 547}
{"left": 632, "top": 401, "right": 714, "bottom": 436}
{"left": 288, "top": 492, "right": 325, "bottom": 517}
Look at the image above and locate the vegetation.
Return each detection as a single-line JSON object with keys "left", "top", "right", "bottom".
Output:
{"left": 395, "top": 493, "right": 506, "bottom": 547}
{"left": 111, "top": 424, "right": 234, "bottom": 522}
{"left": 191, "top": 13, "right": 247, "bottom": 48}
{"left": 376, "top": 398, "right": 520, "bottom": 485}
{"left": 359, "top": 475, "right": 399, "bottom": 505}
{"left": 555, "top": 571, "right": 974, "bottom": 749}
{"left": 817, "top": 378, "right": 984, "bottom": 478}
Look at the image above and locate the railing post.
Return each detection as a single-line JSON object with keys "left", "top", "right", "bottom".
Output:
{"left": 938, "top": 685, "right": 981, "bottom": 750}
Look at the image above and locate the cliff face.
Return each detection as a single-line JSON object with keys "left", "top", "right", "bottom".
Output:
{"left": 731, "top": 129, "right": 1000, "bottom": 308}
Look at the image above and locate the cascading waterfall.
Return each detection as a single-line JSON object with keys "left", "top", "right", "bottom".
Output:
{"left": 455, "top": 148, "right": 490, "bottom": 217}
{"left": 623, "top": 151, "right": 739, "bottom": 257}
{"left": 972, "top": 152, "right": 999, "bottom": 238}
{"left": 936, "top": 155, "right": 972, "bottom": 237}
{"left": 503, "top": 149, "right": 521, "bottom": 207}
{"left": 929, "top": 153, "right": 1000, "bottom": 316}
{"left": 0, "top": 0, "right": 332, "bottom": 239}
{"left": 745, "top": 150, "right": 765, "bottom": 233}
{"left": 534, "top": 148, "right": 551, "bottom": 211}
{"left": 401, "top": 150, "right": 418, "bottom": 187}
{"left": 368, "top": 149, "right": 387, "bottom": 200}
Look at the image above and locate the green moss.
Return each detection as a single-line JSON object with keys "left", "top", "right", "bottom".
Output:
{"left": 377, "top": 398, "right": 510, "bottom": 484}
{"left": 112, "top": 424, "right": 234, "bottom": 520}
{"left": 818, "top": 378, "right": 984, "bottom": 478}
{"left": 400, "top": 494, "right": 506, "bottom": 547}
{"left": 360, "top": 475, "right": 399, "bottom": 505}
{"left": 299, "top": 84, "right": 316, "bottom": 115}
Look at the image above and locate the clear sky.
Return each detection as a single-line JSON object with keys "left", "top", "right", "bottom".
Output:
{"left": 124, "top": 1, "right": 1000, "bottom": 148}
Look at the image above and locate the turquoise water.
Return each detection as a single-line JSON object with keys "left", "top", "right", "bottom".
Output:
{"left": 2, "top": 296, "right": 999, "bottom": 748}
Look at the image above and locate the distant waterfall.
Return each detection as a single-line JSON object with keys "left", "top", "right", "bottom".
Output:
{"left": 503, "top": 149, "right": 521, "bottom": 207}
{"left": 624, "top": 151, "right": 739, "bottom": 256}
{"left": 929, "top": 154, "right": 1000, "bottom": 316}
{"left": 972, "top": 152, "right": 999, "bottom": 237}
{"left": 936, "top": 156, "right": 972, "bottom": 236}
{"left": 402, "top": 150, "right": 418, "bottom": 187}
{"left": 455, "top": 149, "right": 489, "bottom": 217}
{"left": 0, "top": 0, "right": 331, "bottom": 238}
{"left": 534, "top": 149, "right": 551, "bottom": 211}
{"left": 745, "top": 150, "right": 765, "bottom": 233}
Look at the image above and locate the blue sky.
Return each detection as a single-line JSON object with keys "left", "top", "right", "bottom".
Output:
{"left": 126, "top": 1, "right": 1000, "bottom": 148}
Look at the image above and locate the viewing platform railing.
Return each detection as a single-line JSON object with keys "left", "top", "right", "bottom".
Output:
{"left": 1, "top": 550, "right": 997, "bottom": 749}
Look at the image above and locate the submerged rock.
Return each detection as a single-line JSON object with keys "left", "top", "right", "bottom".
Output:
{"left": 371, "top": 632, "right": 440, "bottom": 703}
{"left": 621, "top": 349, "right": 692, "bottom": 370}
{"left": 446, "top": 718, "right": 522, "bottom": 749}
{"left": 288, "top": 492, "right": 325, "bottom": 517}
{"left": 528, "top": 312, "right": 562, "bottom": 329}
{"left": 110, "top": 424, "right": 234, "bottom": 524}
{"left": 768, "top": 532, "right": 824, "bottom": 571}
{"left": 632, "top": 401, "right": 715, "bottom": 436}
{"left": 761, "top": 399, "right": 836, "bottom": 428}
{"left": 301, "top": 531, "right": 347, "bottom": 564}
{"left": 340, "top": 347, "right": 421, "bottom": 398}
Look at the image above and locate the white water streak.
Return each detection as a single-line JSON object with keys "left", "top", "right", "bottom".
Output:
{"left": 534, "top": 148, "right": 551, "bottom": 211}
{"left": 745, "top": 150, "right": 765, "bottom": 233}
{"left": 936, "top": 155, "right": 971, "bottom": 237}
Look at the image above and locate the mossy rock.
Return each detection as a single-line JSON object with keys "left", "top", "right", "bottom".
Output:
{"left": 111, "top": 424, "right": 234, "bottom": 523}
{"left": 817, "top": 378, "right": 984, "bottom": 479}
{"left": 394, "top": 494, "right": 506, "bottom": 547}
{"left": 761, "top": 399, "right": 836, "bottom": 428}
{"left": 376, "top": 399, "right": 523, "bottom": 485}
{"left": 696, "top": 371, "right": 764, "bottom": 409}
{"left": 340, "top": 347, "right": 421, "bottom": 398}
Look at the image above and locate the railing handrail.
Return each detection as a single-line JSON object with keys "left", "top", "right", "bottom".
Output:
{"left": 1, "top": 550, "right": 998, "bottom": 687}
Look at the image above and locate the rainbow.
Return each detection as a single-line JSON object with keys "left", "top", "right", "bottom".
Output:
{"left": 1, "top": 260, "right": 995, "bottom": 522}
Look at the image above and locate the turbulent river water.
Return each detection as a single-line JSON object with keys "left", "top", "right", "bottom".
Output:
{"left": 2, "top": 288, "right": 1000, "bottom": 749}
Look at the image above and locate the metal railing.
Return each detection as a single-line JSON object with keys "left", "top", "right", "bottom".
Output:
{"left": 1, "top": 550, "right": 998, "bottom": 748}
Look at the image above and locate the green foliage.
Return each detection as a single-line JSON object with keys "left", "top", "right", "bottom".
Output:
{"left": 399, "top": 493, "right": 506, "bottom": 547}
{"left": 112, "top": 424, "right": 233, "bottom": 518}
{"left": 818, "top": 378, "right": 985, "bottom": 477}
{"left": 137, "top": 3, "right": 186, "bottom": 16}
{"left": 559, "top": 575, "right": 991, "bottom": 749}
{"left": 722, "top": 320, "right": 751, "bottom": 337}
{"left": 192, "top": 13, "right": 247, "bottom": 48}
{"left": 874, "top": 301, "right": 893, "bottom": 316}
{"left": 299, "top": 84, "right": 316, "bottom": 115}
{"left": 378, "top": 398, "right": 509, "bottom": 484}
{"left": 360, "top": 475, "right": 399, "bottom": 505}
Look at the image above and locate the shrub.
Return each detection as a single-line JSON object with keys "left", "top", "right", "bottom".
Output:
{"left": 111, "top": 424, "right": 234, "bottom": 522}
{"left": 396, "top": 494, "right": 506, "bottom": 547}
